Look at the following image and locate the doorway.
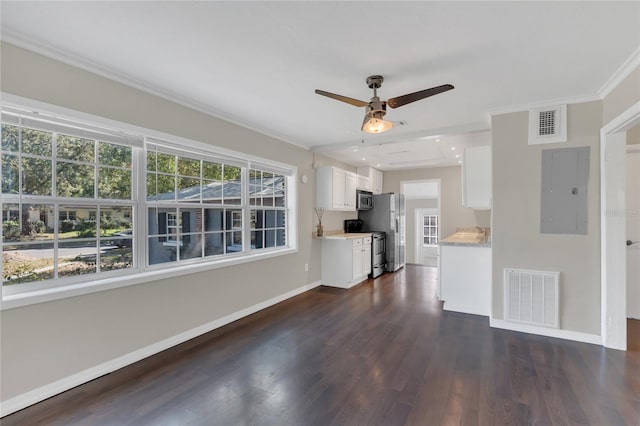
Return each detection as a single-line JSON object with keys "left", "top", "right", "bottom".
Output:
{"left": 400, "top": 179, "right": 440, "bottom": 267}
{"left": 601, "top": 101, "right": 640, "bottom": 350}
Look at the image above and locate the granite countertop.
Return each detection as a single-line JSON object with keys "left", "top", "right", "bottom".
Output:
{"left": 439, "top": 227, "right": 491, "bottom": 248}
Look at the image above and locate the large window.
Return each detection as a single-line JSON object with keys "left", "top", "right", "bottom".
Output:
{"left": 1, "top": 104, "right": 295, "bottom": 300}
{"left": 1, "top": 113, "right": 136, "bottom": 288}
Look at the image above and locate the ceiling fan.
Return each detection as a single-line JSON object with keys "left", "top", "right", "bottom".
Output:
{"left": 315, "top": 75, "right": 454, "bottom": 134}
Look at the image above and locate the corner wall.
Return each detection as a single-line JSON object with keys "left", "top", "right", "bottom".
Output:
{"left": 491, "top": 101, "right": 603, "bottom": 335}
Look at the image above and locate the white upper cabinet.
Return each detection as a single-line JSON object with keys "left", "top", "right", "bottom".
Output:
{"left": 357, "top": 167, "right": 383, "bottom": 194}
{"left": 316, "top": 166, "right": 357, "bottom": 211}
{"left": 356, "top": 174, "right": 371, "bottom": 190}
{"left": 462, "top": 145, "right": 492, "bottom": 210}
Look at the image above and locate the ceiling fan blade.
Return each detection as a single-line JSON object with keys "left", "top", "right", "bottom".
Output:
{"left": 314, "top": 89, "right": 369, "bottom": 107}
{"left": 386, "top": 84, "right": 454, "bottom": 109}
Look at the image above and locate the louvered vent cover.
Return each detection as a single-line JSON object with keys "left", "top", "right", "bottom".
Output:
{"left": 504, "top": 268, "right": 559, "bottom": 328}
{"left": 538, "top": 110, "right": 556, "bottom": 136}
{"left": 529, "top": 105, "right": 567, "bottom": 145}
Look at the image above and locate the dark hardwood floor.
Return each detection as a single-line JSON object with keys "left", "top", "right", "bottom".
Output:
{"left": 629, "top": 319, "right": 640, "bottom": 352}
{"left": 3, "top": 265, "right": 639, "bottom": 425}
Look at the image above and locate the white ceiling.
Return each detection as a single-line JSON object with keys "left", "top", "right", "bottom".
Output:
{"left": 1, "top": 2, "right": 639, "bottom": 170}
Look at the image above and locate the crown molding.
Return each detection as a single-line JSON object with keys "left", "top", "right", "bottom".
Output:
{"left": 597, "top": 46, "right": 640, "bottom": 99}
{"left": 0, "top": 30, "right": 312, "bottom": 151}
{"left": 486, "top": 94, "right": 601, "bottom": 117}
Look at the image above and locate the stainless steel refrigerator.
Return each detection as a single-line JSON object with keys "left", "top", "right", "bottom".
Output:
{"left": 358, "top": 192, "right": 405, "bottom": 272}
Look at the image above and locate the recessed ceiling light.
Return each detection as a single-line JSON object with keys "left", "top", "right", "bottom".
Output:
{"left": 362, "top": 157, "right": 366, "bottom": 161}
{"left": 455, "top": 154, "right": 460, "bottom": 158}
{"left": 457, "top": 160, "right": 462, "bottom": 164}
{"left": 451, "top": 147, "right": 456, "bottom": 151}
{"left": 436, "top": 138, "right": 440, "bottom": 142}
{"left": 353, "top": 148, "right": 358, "bottom": 152}
{"left": 376, "top": 163, "right": 381, "bottom": 167}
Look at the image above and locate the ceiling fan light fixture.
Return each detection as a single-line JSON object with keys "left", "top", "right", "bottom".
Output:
{"left": 362, "top": 111, "right": 394, "bottom": 134}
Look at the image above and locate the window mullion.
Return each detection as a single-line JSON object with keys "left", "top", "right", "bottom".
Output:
{"left": 242, "top": 166, "right": 249, "bottom": 254}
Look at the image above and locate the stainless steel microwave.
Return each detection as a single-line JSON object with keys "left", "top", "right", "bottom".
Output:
{"left": 356, "top": 190, "right": 373, "bottom": 210}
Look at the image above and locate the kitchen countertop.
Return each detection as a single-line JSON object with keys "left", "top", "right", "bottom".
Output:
{"left": 317, "top": 232, "right": 373, "bottom": 240}
{"left": 439, "top": 228, "right": 491, "bottom": 248}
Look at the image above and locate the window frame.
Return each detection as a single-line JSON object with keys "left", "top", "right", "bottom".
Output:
{"left": 1, "top": 95, "right": 298, "bottom": 310}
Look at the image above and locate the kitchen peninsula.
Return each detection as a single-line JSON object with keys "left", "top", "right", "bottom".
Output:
{"left": 439, "top": 228, "right": 491, "bottom": 316}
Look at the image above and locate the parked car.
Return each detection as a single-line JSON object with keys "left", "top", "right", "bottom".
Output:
{"left": 110, "top": 229, "right": 132, "bottom": 248}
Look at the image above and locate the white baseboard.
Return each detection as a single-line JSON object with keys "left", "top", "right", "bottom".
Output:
{"left": 0, "top": 280, "right": 321, "bottom": 418}
{"left": 489, "top": 318, "right": 602, "bottom": 346}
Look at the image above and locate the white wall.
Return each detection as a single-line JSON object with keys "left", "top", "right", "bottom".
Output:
{"left": 0, "top": 42, "right": 322, "bottom": 405}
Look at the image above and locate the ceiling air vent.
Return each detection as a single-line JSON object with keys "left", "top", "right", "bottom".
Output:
{"left": 528, "top": 105, "right": 567, "bottom": 145}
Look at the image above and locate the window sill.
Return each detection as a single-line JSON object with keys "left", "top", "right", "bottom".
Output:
{"left": 1, "top": 247, "right": 297, "bottom": 310}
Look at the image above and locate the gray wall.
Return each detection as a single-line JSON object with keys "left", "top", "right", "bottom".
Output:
{"left": 405, "top": 198, "right": 438, "bottom": 263}
{"left": 383, "top": 166, "right": 490, "bottom": 239}
{"left": 627, "top": 123, "right": 640, "bottom": 145}
{"left": 491, "top": 101, "right": 602, "bottom": 334}
{"left": 0, "top": 43, "right": 324, "bottom": 401}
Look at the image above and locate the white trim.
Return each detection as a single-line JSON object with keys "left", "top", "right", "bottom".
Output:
{"left": 598, "top": 46, "right": 640, "bottom": 99}
{"left": 0, "top": 36, "right": 311, "bottom": 150}
{"left": 0, "top": 279, "right": 321, "bottom": 417}
{"left": 487, "top": 94, "right": 600, "bottom": 117}
{"left": 489, "top": 319, "right": 602, "bottom": 346}
{"left": 600, "top": 100, "right": 640, "bottom": 350}
{"left": 1, "top": 248, "right": 298, "bottom": 311}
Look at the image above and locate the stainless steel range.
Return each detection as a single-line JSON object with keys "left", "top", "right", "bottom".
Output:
{"left": 344, "top": 219, "right": 386, "bottom": 278}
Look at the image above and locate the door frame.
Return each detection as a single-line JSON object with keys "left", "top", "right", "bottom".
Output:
{"left": 415, "top": 207, "right": 440, "bottom": 266}
{"left": 601, "top": 100, "right": 640, "bottom": 350}
{"left": 400, "top": 179, "right": 441, "bottom": 265}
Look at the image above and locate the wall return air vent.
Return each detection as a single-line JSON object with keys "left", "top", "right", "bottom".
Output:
{"left": 528, "top": 104, "right": 567, "bottom": 145}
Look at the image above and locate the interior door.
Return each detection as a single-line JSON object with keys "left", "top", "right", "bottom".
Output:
{"left": 627, "top": 148, "right": 640, "bottom": 319}
{"left": 416, "top": 208, "right": 439, "bottom": 267}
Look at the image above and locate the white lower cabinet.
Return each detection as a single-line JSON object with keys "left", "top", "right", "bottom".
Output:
{"left": 321, "top": 236, "right": 372, "bottom": 289}
{"left": 439, "top": 245, "right": 491, "bottom": 316}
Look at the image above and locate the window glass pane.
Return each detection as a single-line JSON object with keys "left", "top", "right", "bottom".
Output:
{"left": 276, "top": 210, "right": 285, "bottom": 227}
{"left": 152, "top": 175, "right": 176, "bottom": 201}
{"left": 203, "top": 161, "right": 222, "bottom": 180}
{"left": 99, "top": 167, "right": 131, "bottom": 199}
{"left": 178, "top": 157, "right": 200, "bottom": 177}
{"left": 148, "top": 237, "right": 176, "bottom": 265}
{"left": 99, "top": 142, "right": 131, "bottom": 168}
{"left": 57, "top": 162, "right": 95, "bottom": 198}
{"left": 251, "top": 230, "right": 263, "bottom": 249}
{"left": 226, "top": 231, "right": 242, "bottom": 253}
{"left": 11, "top": 204, "right": 53, "bottom": 242}
{"left": 276, "top": 229, "right": 285, "bottom": 246}
{"left": 147, "top": 151, "right": 157, "bottom": 171}
{"left": 180, "top": 234, "right": 202, "bottom": 260}
{"left": 1, "top": 124, "right": 19, "bottom": 151}
{"left": 3, "top": 242, "right": 54, "bottom": 285}
{"left": 1, "top": 154, "right": 19, "bottom": 194}
{"left": 58, "top": 240, "right": 97, "bottom": 278}
{"left": 22, "top": 128, "right": 52, "bottom": 156}
{"left": 57, "top": 134, "right": 94, "bottom": 162}
{"left": 100, "top": 240, "right": 133, "bottom": 272}
{"left": 226, "top": 209, "right": 242, "bottom": 231}
{"left": 205, "top": 209, "right": 224, "bottom": 232}
{"left": 22, "top": 157, "right": 52, "bottom": 196}
{"left": 264, "top": 230, "right": 276, "bottom": 248}
{"left": 58, "top": 207, "right": 96, "bottom": 240}
{"left": 101, "top": 207, "right": 131, "bottom": 236}
{"left": 202, "top": 180, "right": 222, "bottom": 204}
{"left": 265, "top": 210, "right": 276, "bottom": 228}
{"left": 223, "top": 182, "right": 242, "bottom": 205}
{"left": 177, "top": 177, "right": 201, "bottom": 201}
{"left": 179, "top": 208, "right": 201, "bottom": 236}
{"left": 204, "top": 232, "right": 224, "bottom": 256}
{"left": 156, "top": 153, "right": 175, "bottom": 174}
{"left": 223, "top": 165, "right": 241, "bottom": 182}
